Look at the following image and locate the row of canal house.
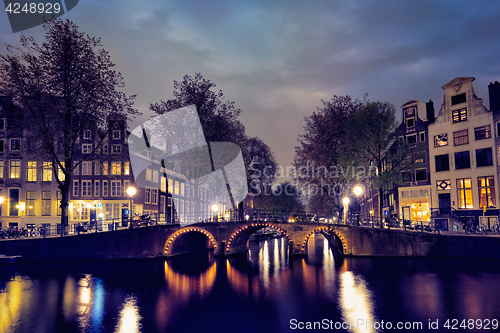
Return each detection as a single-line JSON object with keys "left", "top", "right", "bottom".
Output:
{"left": 0, "top": 92, "right": 234, "bottom": 232}
{"left": 358, "top": 77, "right": 500, "bottom": 231}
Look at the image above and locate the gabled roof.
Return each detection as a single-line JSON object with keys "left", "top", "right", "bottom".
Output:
{"left": 442, "top": 77, "right": 475, "bottom": 90}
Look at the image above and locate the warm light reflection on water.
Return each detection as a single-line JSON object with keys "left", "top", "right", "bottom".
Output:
{"left": 340, "top": 272, "right": 377, "bottom": 333}
{"left": 115, "top": 295, "right": 142, "bottom": 333}
{"left": 1, "top": 239, "right": 500, "bottom": 332}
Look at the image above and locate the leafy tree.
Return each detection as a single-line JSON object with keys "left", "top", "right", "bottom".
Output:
{"left": 294, "top": 95, "right": 364, "bottom": 216}
{"left": 0, "top": 19, "right": 138, "bottom": 233}
{"left": 150, "top": 73, "right": 279, "bottom": 219}
{"left": 344, "top": 101, "right": 415, "bottom": 224}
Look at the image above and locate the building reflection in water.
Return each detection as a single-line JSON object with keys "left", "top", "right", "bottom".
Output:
{"left": 155, "top": 256, "right": 217, "bottom": 331}
{"left": 0, "top": 275, "right": 33, "bottom": 332}
{"left": 115, "top": 295, "right": 142, "bottom": 333}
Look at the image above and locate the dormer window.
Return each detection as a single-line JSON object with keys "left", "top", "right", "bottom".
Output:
{"left": 113, "top": 130, "right": 121, "bottom": 140}
{"left": 83, "top": 130, "right": 91, "bottom": 139}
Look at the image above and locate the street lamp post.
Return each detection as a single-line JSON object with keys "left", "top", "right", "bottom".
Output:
{"left": 353, "top": 185, "right": 363, "bottom": 225}
{"left": 127, "top": 187, "right": 136, "bottom": 229}
{"left": 342, "top": 197, "right": 350, "bottom": 224}
{"left": 212, "top": 204, "right": 218, "bottom": 222}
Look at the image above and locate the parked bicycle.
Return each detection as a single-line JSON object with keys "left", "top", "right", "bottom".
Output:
{"left": 465, "top": 223, "right": 483, "bottom": 235}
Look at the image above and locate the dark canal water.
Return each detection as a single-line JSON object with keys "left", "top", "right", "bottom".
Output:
{"left": 1, "top": 234, "right": 500, "bottom": 333}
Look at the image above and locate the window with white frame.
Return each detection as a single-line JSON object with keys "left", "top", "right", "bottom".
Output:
{"left": 161, "top": 177, "right": 166, "bottom": 192}
{"left": 82, "top": 144, "right": 92, "bottom": 154}
{"left": 84, "top": 130, "right": 91, "bottom": 139}
{"left": 0, "top": 160, "right": 4, "bottom": 178}
{"left": 111, "top": 180, "right": 121, "bottom": 196}
{"left": 152, "top": 189, "right": 158, "bottom": 204}
{"left": 103, "top": 181, "right": 108, "bottom": 196}
{"left": 42, "top": 161, "right": 52, "bottom": 181}
{"left": 10, "top": 160, "right": 20, "bottom": 178}
{"left": 160, "top": 196, "right": 165, "bottom": 214}
{"left": 146, "top": 169, "right": 152, "bottom": 181}
{"left": 181, "top": 183, "right": 185, "bottom": 196}
{"left": 113, "top": 130, "right": 121, "bottom": 139}
{"left": 186, "top": 184, "right": 190, "bottom": 197}
{"left": 124, "top": 162, "right": 130, "bottom": 175}
{"left": 111, "top": 161, "right": 121, "bottom": 175}
{"left": 95, "top": 180, "right": 100, "bottom": 197}
{"left": 145, "top": 187, "right": 151, "bottom": 203}
{"left": 82, "top": 180, "right": 92, "bottom": 196}
{"left": 27, "top": 161, "right": 37, "bottom": 182}
{"left": 73, "top": 180, "right": 79, "bottom": 196}
{"left": 82, "top": 161, "right": 92, "bottom": 175}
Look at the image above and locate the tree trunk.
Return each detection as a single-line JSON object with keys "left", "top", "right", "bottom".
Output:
{"left": 59, "top": 176, "right": 71, "bottom": 236}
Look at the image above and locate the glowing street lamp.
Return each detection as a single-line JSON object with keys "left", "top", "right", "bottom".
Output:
{"left": 127, "top": 187, "right": 136, "bottom": 228}
{"left": 353, "top": 185, "right": 363, "bottom": 197}
{"left": 342, "top": 197, "right": 350, "bottom": 224}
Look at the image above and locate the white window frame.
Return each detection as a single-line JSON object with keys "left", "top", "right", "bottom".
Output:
{"left": 113, "top": 130, "right": 121, "bottom": 140}
{"left": 103, "top": 180, "right": 108, "bottom": 196}
{"left": 95, "top": 180, "right": 100, "bottom": 197}
{"left": 111, "top": 180, "right": 121, "bottom": 196}
{"left": 111, "top": 144, "right": 121, "bottom": 153}
{"left": 82, "top": 144, "right": 93, "bottom": 154}
{"left": 83, "top": 130, "right": 92, "bottom": 140}
{"left": 73, "top": 180, "right": 79, "bottom": 196}
{"left": 82, "top": 180, "right": 92, "bottom": 196}
{"left": 82, "top": 161, "right": 92, "bottom": 175}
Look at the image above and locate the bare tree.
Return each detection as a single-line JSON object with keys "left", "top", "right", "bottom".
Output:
{"left": 0, "top": 19, "right": 138, "bottom": 233}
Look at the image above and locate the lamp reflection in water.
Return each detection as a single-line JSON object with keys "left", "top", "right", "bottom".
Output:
{"left": 115, "top": 295, "right": 142, "bottom": 333}
{"left": 339, "top": 271, "right": 377, "bottom": 333}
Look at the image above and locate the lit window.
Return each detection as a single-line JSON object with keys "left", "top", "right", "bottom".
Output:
{"left": 174, "top": 181, "right": 179, "bottom": 195}
{"left": 146, "top": 169, "right": 152, "bottom": 181}
{"left": 111, "top": 162, "right": 121, "bottom": 175}
{"left": 478, "top": 176, "right": 496, "bottom": 208}
{"left": 453, "top": 130, "right": 468, "bottom": 146}
{"left": 168, "top": 179, "right": 173, "bottom": 194}
{"left": 474, "top": 125, "right": 491, "bottom": 140}
{"left": 434, "top": 134, "right": 448, "bottom": 147}
{"left": 436, "top": 180, "right": 451, "bottom": 191}
{"left": 153, "top": 170, "right": 159, "bottom": 183}
{"left": 124, "top": 162, "right": 130, "bottom": 175}
{"left": 58, "top": 162, "right": 65, "bottom": 181}
{"left": 457, "top": 178, "right": 473, "bottom": 209}
{"left": 103, "top": 162, "right": 108, "bottom": 175}
{"left": 161, "top": 177, "right": 166, "bottom": 192}
{"left": 26, "top": 191, "right": 35, "bottom": 216}
{"left": 452, "top": 108, "right": 467, "bottom": 123}
{"left": 42, "top": 162, "right": 52, "bottom": 181}
{"left": 27, "top": 161, "right": 37, "bottom": 182}
{"left": 10, "top": 160, "right": 20, "bottom": 178}
{"left": 0, "top": 160, "right": 4, "bottom": 178}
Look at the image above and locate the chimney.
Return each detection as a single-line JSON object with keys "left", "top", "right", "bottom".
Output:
{"left": 489, "top": 81, "right": 500, "bottom": 112}
{"left": 426, "top": 100, "right": 435, "bottom": 124}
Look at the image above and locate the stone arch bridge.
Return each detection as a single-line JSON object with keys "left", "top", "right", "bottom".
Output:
{"left": 163, "top": 222, "right": 350, "bottom": 260}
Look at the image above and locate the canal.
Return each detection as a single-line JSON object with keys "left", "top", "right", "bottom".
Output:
{"left": 1, "top": 234, "right": 500, "bottom": 333}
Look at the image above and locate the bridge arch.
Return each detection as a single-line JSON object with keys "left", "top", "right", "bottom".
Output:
{"left": 164, "top": 227, "right": 218, "bottom": 256}
{"left": 226, "top": 222, "right": 292, "bottom": 255}
{"left": 300, "top": 226, "right": 348, "bottom": 256}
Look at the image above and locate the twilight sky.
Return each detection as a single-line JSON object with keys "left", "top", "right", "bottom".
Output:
{"left": 1, "top": 0, "right": 500, "bottom": 181}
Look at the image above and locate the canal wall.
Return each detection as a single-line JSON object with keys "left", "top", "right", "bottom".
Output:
{"left": 0, "top": 226, "right": 178, "bottom": 261}
{"left": 349, "top": 227, "right": 500, "bottom": 260}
